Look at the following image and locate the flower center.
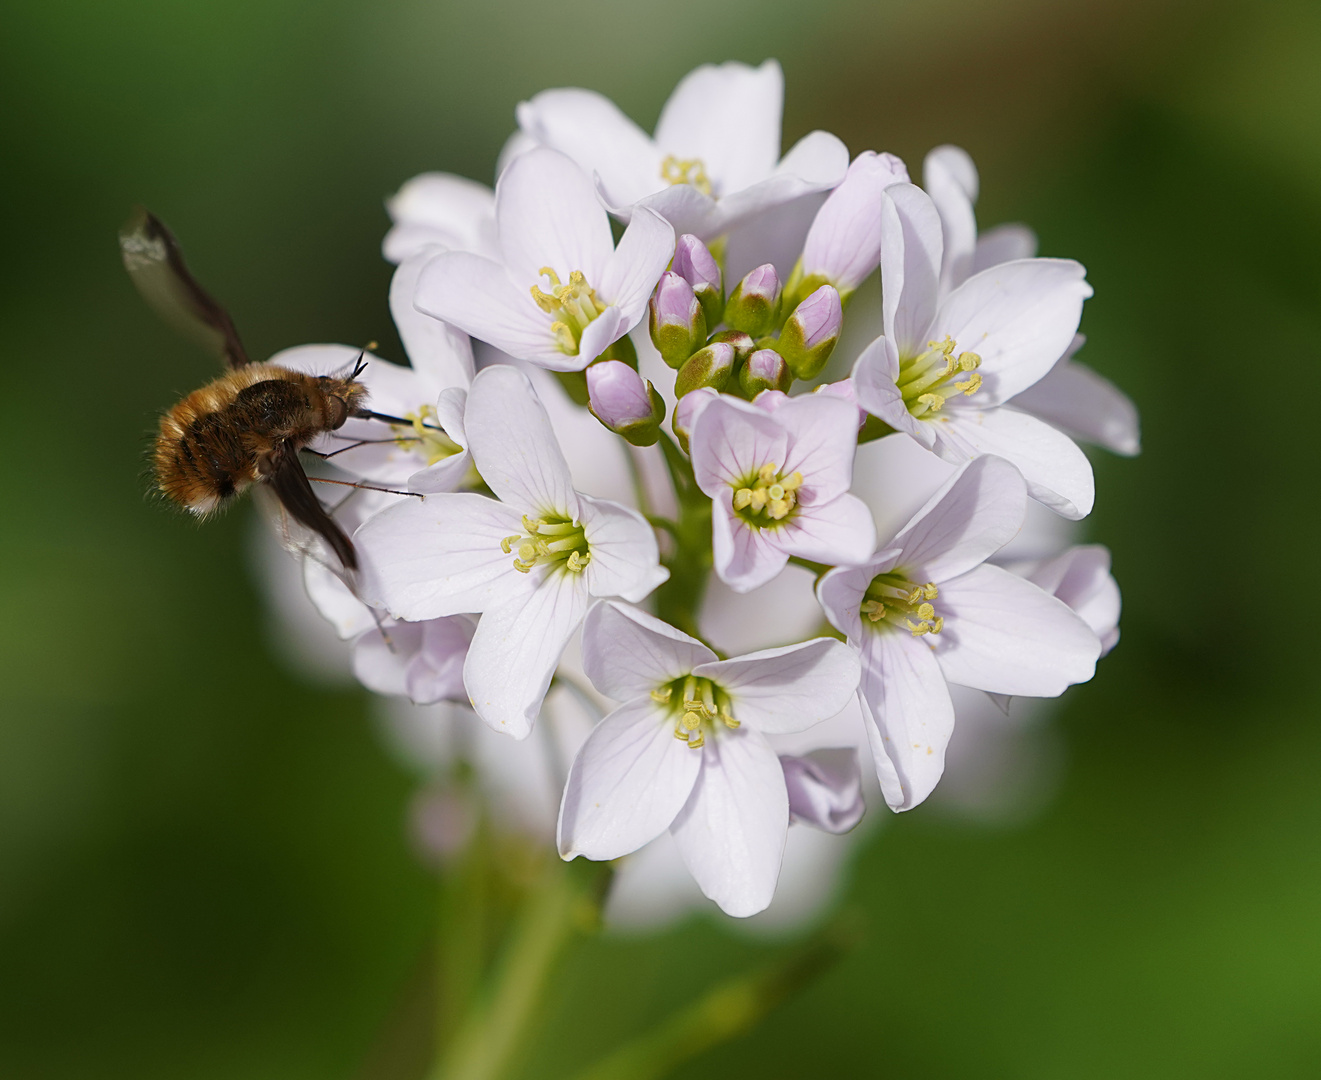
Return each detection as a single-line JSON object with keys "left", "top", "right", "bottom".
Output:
{"left": 860, "top": 571, "right": 943, "bottom": 636}
{"left": 500, "top": 514, "right": 591, "bottom": 575}
{"left": 394, "top": 404, "right": 463, "bottom": 466}
{"left": 897, "top": 335, "right": 982, "bottom": 419}
{"left": 659, "top": 154, "right": 713, "bottom": 197}
{"left": 731, "top": 462, "right": 804, "bottom": 526}
{"left": 650, "top": 674, "right": 738, "bottom": 750}
{"left": 530, "top": 268, "right": 606, "bottom": 355}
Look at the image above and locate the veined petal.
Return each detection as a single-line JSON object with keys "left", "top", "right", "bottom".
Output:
{"left": 888, "top": 455, "right": 1026, "bottom": 582}
{"left": 574, "top": 307, "right": 626, "bottom": 369}
{"left": 816, "top": 561, "right": 880, "bottom": 640}
{"left": 798, "top": 150, "right": 910, "bottom": 293}
{"left": 774, "top": 494, "right": 877, "bottom": 568}
{"left": 711, "top": 139, "right": 850, "bottom": 238}
{"left": 670, "top": 726, "right": 788, "bottom": 917}
{"left": 781, "top": 749, "right": 866, "bottom": 833}
{"left": 463, "top": 365, "right": 579, "bottom": 519}
{"left": 628, "top": 183, "right": 719, "bottom": 240}
{"left": 558, "top": 697, "right": 702, "bottom": 860}
{"left": 1010, "top": 358, "right": 1141, "bottom": 456}
{"left": 384, "top": 172, "right": 499, "bottom": 263}
{"left": 415, "top": 251, "right": 559, "bottom": 363}
{"left": 934, "top": 258, "right": 1091, "bottom": 405}
{"left": 689, "top": 394, "right": 788, "bottom": 496}
{"left": 851, "top": 335, "right": 932, "bottom": 446}
{"left": 464, "top": 571, "right": 590, "bottom": 738}
{"left": 354, "top": 493, "right": 531, "bottom": 619}
{"left": 857, "top": 629, "right": 955, "bottom": 811}
{"left": 711, "top": 500, "right": 789, "bottom": 593}
{"left": 582, "top": 600, "right": 716, "bottom": 701}
{"left": 881, "top": 183, "right": 943, "bottom": 357}
{"left": 577, "top": 493, "right": 668, "bottom": 602}
{"left": 695, "top": 637, "right": 860, "bottom": 734}
{"left": 406, "top": 386, "right": 471, "bottom": 494}
{"left": 389, "top": 253, "right": 474, "bottom": 390}
{"left": 971, "top": 223, "right": 1037, "bottom": 273}
{"left": 516, "top": 88, "right": 661, "bottom": 207}
{"left": 923, "top": 145, "right": 979, "bottom": 295}
{"left": 655, "top": 60, "right": 782, "bottom": 196}
{"left": 775, "top": 393, "right": 866, "bottom": 505}
{"left": 1023, "top": 545, "right": 1121, "bottom": 656}
{"left": 932, "top": 564, "right": 1101, "bottom": 696}
{"left": 496, "top": 147, "right": 615, "bottom": 287}
{"left": 934, "top": 407, "right": 1095, "bottom": 520}
{"left": 597, "top": 208, "right": 675, "bottom": 328}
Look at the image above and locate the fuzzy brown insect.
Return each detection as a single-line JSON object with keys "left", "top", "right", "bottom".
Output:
{"left": 122, "top": 208, "right": 380, "bottom": 569}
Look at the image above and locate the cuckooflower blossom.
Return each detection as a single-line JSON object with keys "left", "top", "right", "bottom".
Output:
{"left": 383, "top": 172, "right": 501, "bottom": 264}
{"left": 353, "top": 615, "right": 477, "bottom": 704}
{"left": 852, "top": 182, "right": 1096, "bottom": 519}
{"left": 558, "top": 600, "right": 861, "bottom": 917}
{"left": 817, "top": 456, "right": 1101, "bottom": 812}
{"left": 414, "top": 148, "right": 674, "bottom": 372}
{"left": 354, "top": 365, "right": 667, "bottom": 737}
{"left": 515, "top": 60, "right": 849, "bottom": 240}
{"left": 689, "top": 392, "right": 876, "bottom": 592}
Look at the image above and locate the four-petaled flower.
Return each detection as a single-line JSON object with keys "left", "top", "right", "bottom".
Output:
{"left": 355, "top": 365, "right": 667, "bottom": 738}
{"left": 817, "top": 456, "right": 1102, "bottom": 812}
{"left": 558, "top": 600, "right": 861, "bottom": 917}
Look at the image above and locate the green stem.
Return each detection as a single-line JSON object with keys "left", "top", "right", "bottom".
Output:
{"left": 651, "top": 432, "right": 712, "bottom": 642}
{"left": 571, "top": 914, "right": 861, "bottom": 1080}
{"left": 434, "top": 817, "right": 490, "bottom": 1057}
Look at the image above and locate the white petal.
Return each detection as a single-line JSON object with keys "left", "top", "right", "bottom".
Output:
{"left": 627, "top": 183, "right": 718, "bottom": 240}
{"left": 710, "top": 136, "right": 850, "bottom": 237}
{"left": 689, "top": 394, "right": 788, "bottom": 497}
{"left": 352, "top": 621, "right": 419, "bottom": 697}
{"left": 557, "top": 697, "right": 702, "bottom": 860}
{"left": 407, "top": 391, "right": 472, "bottom": 494}
{"left": 1010, "top": 359, "right": 1140, "bottom": 456}
{"left": 354, "top": 493, "right": 531, "bottom": 619}
{"left": 881, "top": 183, "right": 944, "bottom": 357}
{"left": 578, "top": 493, "right": 667, "bottom": 602}
{"left": 582, "top": 600, "right": 716, "bottom": 701}
{"left": 851, "top": 335, "right": 932, "bottom": 446}
{"left": 774, "top": 129, "right": 852, "bottom": 186}
{"left": 302, "top": 556, "right": 376, "bottom": 639}
{"left": 781, "top": 749, "right": 865, "bottom": 833}
{"left": 711, "top": 500, "right": 789, "bottom": 593}
{"left": 670, "top": 726, "right": 788, "bottom": 917}
{"left": 495, "top": 147, "right": 615, "bottom": 287}
{"left": 934, "top": 408, "right": 1095, "bottom": 520}
{"left": 415, "top": 251, "right": 559, "bottom": 363}
{"left": 516, "top": 88, "right": 660, "bottom": 207}
{"left": 774, "top": 494, "right": 877, "bottom": 568}
{"left": 464, "top": 365, "right": 578, "bottom": 518}
{"left": 798, "top": 150, "right": 910, "bottom": 293}
{"left": 815, "top": 561, "right": 881, "bottom": 641}
{"left": 597, "top": 208, "right": 675, "bottom": 328}
{"left": 971, "top": 223, "right": 1037, "bottom": 273}
{"left": 923, "top": 145, "right": 979, "bottom": 294}
{"left": 774, "top": 393, "right": 866, "bottom": 506}
{"left": 932, "top": 564, "right": 1101, "bottom": 696}
{"left": 857, "top": 629, "right": 956, "bottom": 811}
{"left": 934, "top": 258, "right": 1091, "bottom": 405}
{"left": 1022, "top": 544, "right": 1121, "bottom": 656}
{"left": 696, "top": 637, "right": 860, "bottom": 734}
{"left": 888, "top": 455, "right": 1026, "bottom": 582}
{"left": 573, "top": 306, "right": 625, "bottom": 368}
{"left": 463, "top": 571, "right": 590, "bottom": 738}
{"left": 389, "top": 253, "right": 474, "bottom": 390}
{"left": 384, "top": 172, "right": 499, "bottom": 263}
{"left": 655, "top": 60, "right": 782, "bottom": 196}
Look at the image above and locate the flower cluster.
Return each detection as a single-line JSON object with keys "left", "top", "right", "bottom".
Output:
{"left": 262, "top": 60, "right": 1137, "bottom": 919}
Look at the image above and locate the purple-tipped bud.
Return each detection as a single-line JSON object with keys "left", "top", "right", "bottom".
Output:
{"left": 587, "top": 360, "right": 665, "bottom": 446}
{"left": 675, "top": 341, "right": 736, "bottom": 398}
{"left": 778, "top": 284, "right": 842, "bottom": 380}
{"left": 648, "top": 271, "right": 707, "bottom": 369}
{"left": 674, "top": 233, "right": 724, "bottom": 326}
{"left": 708, "top": 329, "right": 755, "bottom": 363}
{"left": 739, "top": 347, "right": 792, "bottom": 397}
{"left": 724, "top": 263, "right": 782, "bottom": 337}
{"left": 782, "top": 749, "right": 865, "bottom": 834}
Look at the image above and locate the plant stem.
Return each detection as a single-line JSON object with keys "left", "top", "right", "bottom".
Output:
{"left": 652, "top": 431, "right": 713, "bottom": 642}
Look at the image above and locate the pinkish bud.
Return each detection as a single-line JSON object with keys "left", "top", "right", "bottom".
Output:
{"left": 739, "top": 347, "right": 792, "bottom": 397}
{"left": 675, "top": 341, "right": 736, "bottom": 398}
{"left": 781, "top": 749, "right": 865, "bottom": 834}
{"left": 778, "top": 284, "right": 842, "bottom": 380}
{"left": 648, "top": 271, "right": 706, "bottom": 369}
{"left": 674, "top": 233, "right": 723, "bottom": 326}
{"left": 725, "top": 263, "right": 782, "bottom": 337}
{"left": 587, "top": 360, "right": 665, "bottom": 445}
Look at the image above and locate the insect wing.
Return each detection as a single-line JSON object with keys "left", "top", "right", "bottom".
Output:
{"left": 264, "top": 442, "right": 358, "bottom": 570}
{"left": 119, "top": 207, "right": 251, "bottom": 369}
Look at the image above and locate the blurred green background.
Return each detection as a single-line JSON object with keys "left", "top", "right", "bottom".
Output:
{"left": 3, "top": 0, "right": 1320, "bottom": 1075}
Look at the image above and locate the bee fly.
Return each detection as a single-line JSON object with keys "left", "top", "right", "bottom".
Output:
{"left": 121, "top": 208, "right": 419, "bottom": 570}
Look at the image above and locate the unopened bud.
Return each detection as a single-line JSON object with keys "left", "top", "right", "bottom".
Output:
{"left": 673, "top": 233, "right": 723, "bottom": 327}
{"left": 675, "top": 341, "right": 735, "bottom": 398}
{"left": 739, "top": 348, "right": 792, "bottom": 397}
{"left": 782, "top": 749, "right": 865, "bottom": 834}
{"left": 587, "top": 360, "right": 665, "bottom": 446}
{"left": 671, "top": 386, "right": 718, "bottom": 455}
{"left": 724, "top": 263, "right": 781, "bottom": 338}
{"left": 708, "top": 329, "right": 755, "bottom": 364}
{"left": 777, "top": 284, "right": 842, "bottom": 380}
{"left": 648, "top": 271, "right": 707, "bottom": 369}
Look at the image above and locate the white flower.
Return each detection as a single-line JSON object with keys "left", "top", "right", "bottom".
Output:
{"left": 353, "top": 615, "right": 476, "bottom": 704}
{"left": 354, "top": 365, "right": 667, "bottom": 738}
{"left": 383, "top": 172, "right": 500, "bottom": 264}
{"left": 1011, "top": 543, "right": 1122, "bottom": 657}
{"left": 817, "top": 456, "right": 1101, "bottom": 812}
{"left": 689, "top": 391, "right": 876, "bottom": 593}
{"left": 413, "top": 148, "right": 674, "bottom": 372}
{"left": 558, "top": 601, "right": 860, "bottom": 917}
{"left": 515, "top": 60, "right": 849, "bottom": 240}
{"left": 852, "top": 181, "right": 1097, "bottom": 519}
